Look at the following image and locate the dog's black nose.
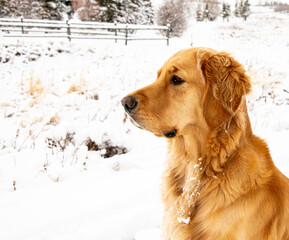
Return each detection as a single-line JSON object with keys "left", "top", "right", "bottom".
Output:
{"left": 121, "top": 96, "right": 138, "bottom": 113}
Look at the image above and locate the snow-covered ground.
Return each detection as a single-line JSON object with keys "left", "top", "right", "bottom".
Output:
{"left": 0, "top": 6, "right": 289, "bottom": 240}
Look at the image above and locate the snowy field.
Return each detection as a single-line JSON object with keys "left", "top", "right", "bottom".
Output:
{"left": 0, "top": 5, "right": 289, "bottom": 240}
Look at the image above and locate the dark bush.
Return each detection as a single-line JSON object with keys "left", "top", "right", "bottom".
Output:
{"left": 86, "top": 138, "right": 127, "bottom": 159}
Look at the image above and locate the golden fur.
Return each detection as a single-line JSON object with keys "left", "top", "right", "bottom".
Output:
{"left": 122, "top": 47, "right": 289, "bottom": 240}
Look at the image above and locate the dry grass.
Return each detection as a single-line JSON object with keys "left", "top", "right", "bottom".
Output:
{"left": 28, "top": 76, "right": 46, "bottom": 107}
{"left": 20, "top": 116, "right": 44, "bottom": 128}
{"left": 29, "top": 76, "right": 44, "bottom": 96}
{"left": 68, "top": 75, "right": 86, "bottom": 95}
{"left": 48, "top": 113, "right": 60, "bottom": 126}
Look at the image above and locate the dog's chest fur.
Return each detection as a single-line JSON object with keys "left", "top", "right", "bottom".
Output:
{"left": 162, "top": 158, "right": 251, "bottom": 240}
{"left": 161, "top": 136, "right": 289, "bottom": 240}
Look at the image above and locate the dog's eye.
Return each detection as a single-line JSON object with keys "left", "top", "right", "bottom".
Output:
{"left": 171, "top": 75, "right": 185, "bottom": 85}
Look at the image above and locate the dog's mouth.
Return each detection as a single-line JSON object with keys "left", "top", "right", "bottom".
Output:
{"left": 127, "top": 114, "right": 145, "bottom": 130}
{"left": 125, "top": 113, "right": 177, "bottom": 138}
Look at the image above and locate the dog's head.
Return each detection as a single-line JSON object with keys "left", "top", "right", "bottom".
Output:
{"left": 121, "top": 47, "right": 251, "bottom": 139}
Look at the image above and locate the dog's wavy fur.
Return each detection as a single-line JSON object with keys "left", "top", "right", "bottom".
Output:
{"left": 123, "top": 47, "right": 289, "bottom": 240}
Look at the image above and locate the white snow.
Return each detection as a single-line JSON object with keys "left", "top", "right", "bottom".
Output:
{"left": 177, "top": 217, "right": 190, "bottom": 224}
{"left": 0, "top": 5, "right": 289, "bottom": 240}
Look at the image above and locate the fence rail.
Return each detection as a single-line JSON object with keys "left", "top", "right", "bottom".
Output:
{"left": 0, "top": 18, "right": 170, "bottom": 45}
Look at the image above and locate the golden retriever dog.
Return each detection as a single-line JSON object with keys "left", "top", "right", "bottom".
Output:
{"left": 121, "top": 47, "right": 289, "bottom": 240}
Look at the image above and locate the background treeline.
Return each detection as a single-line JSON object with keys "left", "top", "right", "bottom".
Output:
{"left": 0, "top": 0, "right": 288, "bottom": 37}
{"left": 0, "top": 0, "right": 154, "bottom": 25}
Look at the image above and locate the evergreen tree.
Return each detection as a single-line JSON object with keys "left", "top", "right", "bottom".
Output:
{"left": 0, "top": 0, "right": 67, "bottom": 20}
{"left": 0, "top": 0, "right": 154, "bottom": 23}
{"left": 0, "top": 0, "right": 10, "bottom": 18}
{"left": 221, "top": 2, "right": 231, "bottom": 22}
{"left": 125, "top": 0, "right": 141, "bottom": 24}
{"left": 19, "top": 0, "right": 30, "bottom": 18}
{"left": 0, "top": 0, "right": 20, "bottom": 18}
{"left": 123, "top": 0, "right": 154, "bottom": 24}
{"left": 234, "top": 1, "right": 240, "bottom": 17}
{"left": 42, "top": 0, "right": 66, "bottom": 20}
{"left": 101, "top": 0, "right": 154, "bottom": 24}
{"left": 31, "top": 1, "right": 43, "bottom": 19}
{"left": 241, "top": 0, "right": 250, "bottom": 20}
{"left": 240, "top": 0, "right": 243, "bottom": 10}
{"left": 101, "top": 0, "right": 123, "bottom": 23}
{"left": 234, "top": 0, "right": 250, "bottom": 20}
{"left": 196, "top": 4, "right": 203, "bottom": 21}
{"left": 203, "top": 3, "right": 213, "bottom": 21}
{"left": 138, "top": 0, "right": 154, "bottom": 24}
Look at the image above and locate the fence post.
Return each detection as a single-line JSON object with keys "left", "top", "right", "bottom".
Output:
{"left": 114, "top": 21, "right": 117, "bottom": 43}
{"left": 66, "top": 20, "right": 71, "bottom": 42}
{"left": 125, "top": 24, "right": 128, "bottom": 46}
{"left": 166, "top": 24, "right": 170, "bottom": 46}
{"left": 20, "top": 17, "right": 24, "bottom": 34}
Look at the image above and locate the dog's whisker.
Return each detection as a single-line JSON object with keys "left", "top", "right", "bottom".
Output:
{"left": 152, "top": 110, "right": 168, "bottom": 124}
{"left": 128, "top": 113, "right": 164, "bottom": 135}
{"left": 152, "top": 111, "right": 162, "bottom": 121}
{"left": 151, "top": 111, "right": 173, "bottom": 133}
{"left": 150, "top": 118, "right": 164, "bottom": 133}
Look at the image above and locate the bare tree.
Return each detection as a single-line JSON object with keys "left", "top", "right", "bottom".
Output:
{"left": 156, "top": 0, "right": 188, "bottom": 37}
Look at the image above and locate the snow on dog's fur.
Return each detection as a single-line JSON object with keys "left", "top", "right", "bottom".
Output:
{"left": 122, "top": 47, "right": 289, "bottom": 240}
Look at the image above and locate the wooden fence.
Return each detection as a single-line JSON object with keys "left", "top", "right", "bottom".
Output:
{"left": 0, "top": 18, "right": 170, "bottom": 45}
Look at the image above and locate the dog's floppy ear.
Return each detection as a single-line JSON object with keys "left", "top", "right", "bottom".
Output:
{"left": 201, "top": 52, "right": 251, "bottom": 128}
{"left": 200, "top": 52, "right": 252, "bottom": 175}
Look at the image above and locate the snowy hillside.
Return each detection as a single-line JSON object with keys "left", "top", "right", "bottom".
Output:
{"left": 0, "top": 5, "right": 289, "bottom": 240}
